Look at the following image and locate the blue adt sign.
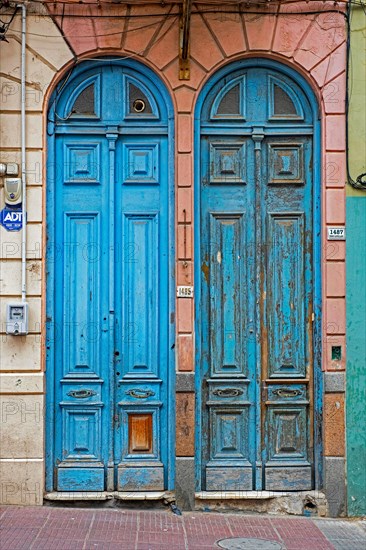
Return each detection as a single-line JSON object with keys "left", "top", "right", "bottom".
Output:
{"left": 0, "top": 208, "right": 23, "bottom": 231}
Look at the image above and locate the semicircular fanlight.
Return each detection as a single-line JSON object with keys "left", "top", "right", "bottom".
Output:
{"left": 210, "top": 76, "right": 246, "bottom": 120}
{"left": 64, "top": 74, "right": 100, "bottom": 119}
{"left": 72, "top": 84, "right": 95, "bottom": 115}
{"left": 274, "top": 84, "right": 297, "bottom": 116}
{"left": 125, "top": 76, "right": 159, "bottom": 118}
{"left": 269, "top": 76, "right": 304, "bottom": 120}
{"left": 129, "top": 83, "right": 152, "bottom": 114}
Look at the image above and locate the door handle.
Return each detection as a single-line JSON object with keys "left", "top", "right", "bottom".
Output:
{"left": 272, "top": 388, "right": 302, "bottom": 398}
{"left": 125, "top": 388, "right": 155, "bottom": 399}
{"left": 67, "top": 389, "right": 96, "bottom": 398}
{"left": 212, "top": 388, "right": 243, "bottom": 398}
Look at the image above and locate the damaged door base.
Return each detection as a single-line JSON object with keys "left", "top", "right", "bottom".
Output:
{"left": 195, "top": 491, "right": 327, "bottom": 516}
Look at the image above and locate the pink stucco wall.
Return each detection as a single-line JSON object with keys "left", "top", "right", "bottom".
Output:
{"left": 46, "top": 2, "right": 348, "bottom": 374}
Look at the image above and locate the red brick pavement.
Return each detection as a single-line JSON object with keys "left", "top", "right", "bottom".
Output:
{"left": 0, "top": 505, "right": 351, "bottom": 550}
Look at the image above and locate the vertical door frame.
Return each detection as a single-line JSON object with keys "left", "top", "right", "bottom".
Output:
{"left": 45, "top": 57, "right": 176, "bottom": 492}
{"left": 194, "top": 57, "right": 323, "bottom": 492}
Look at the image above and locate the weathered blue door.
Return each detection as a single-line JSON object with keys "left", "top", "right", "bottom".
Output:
{"left": 46, "top": 61, "right": 174, "bottom": 492}
{"left": 197, "top": 63, "right": 320, "bottom": 491}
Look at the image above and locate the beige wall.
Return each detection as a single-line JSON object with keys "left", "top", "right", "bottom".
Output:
{"left": 0, "top": 8, "right": 73, "bottom": 505}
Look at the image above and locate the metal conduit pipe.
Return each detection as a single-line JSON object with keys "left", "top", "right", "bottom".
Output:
{"left": 18, "top": 2, "right": 27, "bottom": 302}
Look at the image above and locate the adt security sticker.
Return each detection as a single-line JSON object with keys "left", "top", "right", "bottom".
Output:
{"left": 0, "top": 208, "right": 23, "bottom": 231}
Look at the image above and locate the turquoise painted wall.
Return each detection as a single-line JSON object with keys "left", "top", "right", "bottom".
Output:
{"left": 346, "top": 198, "right": 366, "bottom": 516}
{"left": 346, "top": 4, "right": 366, "bottom": 517}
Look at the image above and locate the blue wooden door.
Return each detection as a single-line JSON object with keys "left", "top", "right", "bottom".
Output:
{"left": 198, "top": 64, "right": 318, "bottom": 491}
{"left": 46, "top": 62, "right": 174, "bottom": 492}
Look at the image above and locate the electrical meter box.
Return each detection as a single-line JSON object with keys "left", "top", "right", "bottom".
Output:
{"left": 6, "top": 302, "right": 28, "bottom": 335}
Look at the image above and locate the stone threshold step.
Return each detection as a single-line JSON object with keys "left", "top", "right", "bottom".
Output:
{"left": 45, "top": 491, "right": 174, "bottom": 501}
{"left": 195, "top": 491, "right": 292, "bottom": 500}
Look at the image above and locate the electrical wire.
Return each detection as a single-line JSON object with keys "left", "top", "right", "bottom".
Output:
{"left": 1, "top": 4, "right": 179, "bottom": 18}
{"left": 11, "top": 0, "right": 366, "bottom": 6}
{"left": 46, "top": 56, "right": 77, "bottom": 130}
{"left": 2, "top": 0, "right": 365, "bottom": 190}
{"left": 5, "top": 15, "right": 178, "bottom": 37}
{"left": 0, "top": 4, "right": 17, "bottom": 41}
{"left": 1, "top": 7, "right": 352, "bottom": 39}
{"left": 1, "top": 0, "right": 364, "bottom": 12}
{"left": 2, "top": 0, "right": 363, "bottom": 18}
{"left": 9, "top": 0, "right": 352, "bottom": 3}
{"left": 3, "top": 0, "right": 364, "bottom": 12}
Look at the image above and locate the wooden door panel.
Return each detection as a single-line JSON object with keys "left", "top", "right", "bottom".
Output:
{"left": 128, "top": 414, "right": 153, "bottom": 454}
{"left": 208, "top": 213, "right": 247, "bottom": 376}
{"left": 121, "top": 213, "right": 159, "bottom": 376}
{"left": 62, "top": 213, "right": 101, "bottom": 377}
{"left": 266, "top": 212, "right": 306, "bottom": 378}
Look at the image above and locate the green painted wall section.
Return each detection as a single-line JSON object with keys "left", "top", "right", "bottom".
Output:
{"left": 346, "top": 197, "right": 366, "bottom": 516}
{"left": 346, "top": 5, "right": 366, "bottom": 517}
{"left": 347, "top": 5, "right": 366, "bottom": 197}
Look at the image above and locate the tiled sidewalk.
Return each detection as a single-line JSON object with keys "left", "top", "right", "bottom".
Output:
{"left": 0, "top": 506, "right": 365, "bottom": 550}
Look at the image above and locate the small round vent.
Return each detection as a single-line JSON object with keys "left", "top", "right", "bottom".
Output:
{"left": 133, "top": 99, "right": 146, "bottom": 113}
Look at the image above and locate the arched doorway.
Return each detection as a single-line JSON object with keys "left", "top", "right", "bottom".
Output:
{"left": 46, "top": 59, "right": 175, "bottom": 493}
{"left": 195, "top": 59, "right": 321, "bottom": 492}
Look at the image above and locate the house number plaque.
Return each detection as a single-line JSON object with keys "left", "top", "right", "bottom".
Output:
{"left": 177, "top": 285, "right": 194, "bottom": 298}
{"left": 327, "top": 227, "right": 345, "bottom": 240}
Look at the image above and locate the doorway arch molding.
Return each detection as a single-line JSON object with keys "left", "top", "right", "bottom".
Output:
{"left": 45, "top": 57, "right": 176, "bottom": 493}
{"left": 193, "top": 57, "right": 323, "bottom": 492}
